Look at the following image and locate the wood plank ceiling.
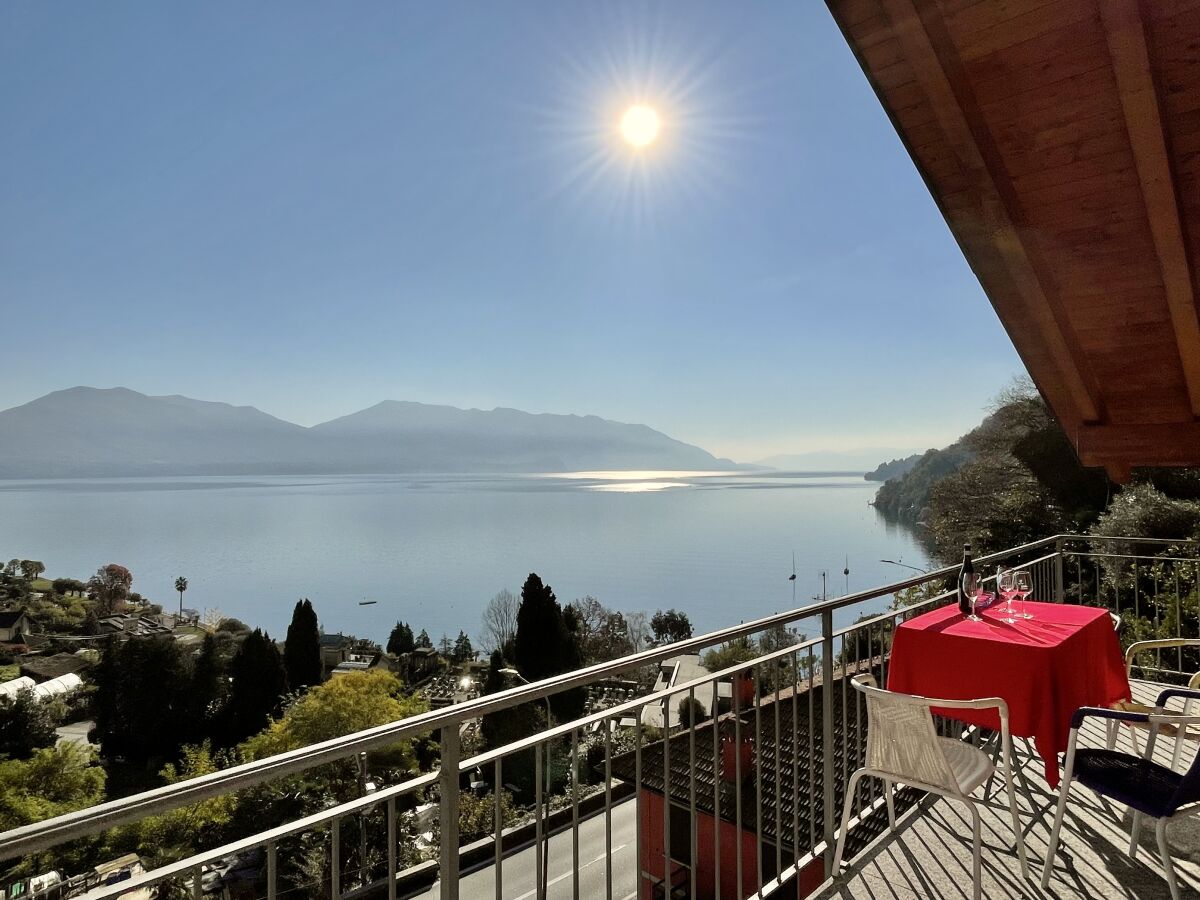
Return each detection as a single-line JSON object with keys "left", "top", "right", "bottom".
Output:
{"left": 826, "top": 0, "right": 1200, "bottom": 480}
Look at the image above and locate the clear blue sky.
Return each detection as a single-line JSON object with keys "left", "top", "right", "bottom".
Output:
{"left": 0, "top": 1, "right": 1023, "bottom": 462}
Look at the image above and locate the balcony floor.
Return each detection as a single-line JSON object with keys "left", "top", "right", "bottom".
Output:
{"left": 813, "top": 680, "right": 1200, "bottom": 899}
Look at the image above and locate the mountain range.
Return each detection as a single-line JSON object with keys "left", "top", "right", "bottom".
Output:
{"left": 0, "top": 387, "right": 739, "bottom": 477}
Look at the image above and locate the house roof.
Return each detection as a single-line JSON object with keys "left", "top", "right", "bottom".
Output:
{"left": 826, "top": 0, "right": 1200, "bottom": 479}
{"left": 610, "top": 672, "right": 867, "bottom": 854}
{"left": 0, "top": 609, "right": 32, "bottom": 628}
{"left": 20, "top": 652, "right": 93, "bottom": 681}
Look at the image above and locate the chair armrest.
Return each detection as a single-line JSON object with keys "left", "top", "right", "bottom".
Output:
{"left": 1157, "top": 687, "right": 1200, "bottom": 708}
{"left": 1125, "top": 638, "right": 1200, "bottom": 666}
{"left": 919, "top": 695, "right": 1010, "bottom": 717}
{"left": 1070, "top": 705, "right": 1152, "bottom": 729}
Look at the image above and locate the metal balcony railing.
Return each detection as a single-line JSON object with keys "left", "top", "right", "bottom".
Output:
{"left": 1, "top": 534, "right": 1197, "bottom": 900}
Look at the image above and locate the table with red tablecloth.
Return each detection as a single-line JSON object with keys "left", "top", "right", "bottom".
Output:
{"left": 886, "top": 600, "right": 1131, "bottom": 787}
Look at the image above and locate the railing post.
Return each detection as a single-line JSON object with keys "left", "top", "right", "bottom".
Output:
{"left": 1055, "top": 537, "right": 1065, "bottom": 603}
{"left": 821, "top": 607, "right": 836, "bottom": 877}
{"left": 439, "top": 724, "right": 460, "bottom": 900}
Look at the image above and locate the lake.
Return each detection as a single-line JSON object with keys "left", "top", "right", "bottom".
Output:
{"left": 0, "top": 471, "right": 927, "bottom": 645}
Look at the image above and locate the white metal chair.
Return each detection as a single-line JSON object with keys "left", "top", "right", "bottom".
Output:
{"left": 1042, "top": 693, "right": 1200, "bottom": 900}
{"left": 830, "top": 675, "right": 1029, "bottom": 900}
{"left": 1107, "top": 638, "right": 1200, "bottom": 768}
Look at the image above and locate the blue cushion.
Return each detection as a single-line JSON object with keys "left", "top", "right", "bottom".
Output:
{"left": 1073, "top": 749, "right": 1182, "bottom": 818}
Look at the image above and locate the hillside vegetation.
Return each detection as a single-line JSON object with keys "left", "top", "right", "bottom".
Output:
{"left": 875, "top": 381, "right": 1200, "bottom": 562}
{"left": 864, "top": 453, "right": 923, "bottom": 482}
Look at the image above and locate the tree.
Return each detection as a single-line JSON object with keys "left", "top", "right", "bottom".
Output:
{"left": 216, "top": 617, "right": 250, "bottom": 634}
{"left": 568, "top": 598, "right": 634, "bottom": 663}
{"left": 0, "top": 744, "right": 105, "bottom": 833}
{"left": 677, "top": 695, "right": 708, "bottom": 729}
{"left": 651, "top": 609, "right": 693, "bottom": 646}
{"left": 433, "top": 790, "right": 517, "bottom": 844}
{"left": 514, "top": 574, "right": 564, "bottom": 683}
{"left": 240, "top": 671, "right": 427, "bottom": 783}
{"left": 87, "top": 563, "right": 133, "bottom": 616}
{"left": 284, "top": 599, "right": 322, "bottom": 690}
{"left": 625, "top": 610, "right": 651, "bottom": 653}
{"left": 480, "top": 589, "right": 519, "bottom": 656}
{"left": 18, "top": 560, "right": 45, "bottom": 582}
{"left": 0, "top": 689, "right": 59, "bottom": 759}
{"left": 174, "top": 576, "right": 188, "bottom": 614}
{"left": 453, "top": 631, "right": 474, "bottom": 662}
{"left": 133, "top": 742, "right": 236, "bottom": 865}
{"left": 514, "top": 574, "right": 584, "bottom": 720}
{"left": 189, "top": 633, "right": 223, "bottom": 740}
{"left": 94, "top": 635, "right": 195, "bottom": 765}
{"left": 387, "top": 621, "right": 414, "bottom": 656}
{"left": 415, "top": 629, "right": 432, "bottom": 649}
{"left": 52, "top": 578, "right": 85, "bottom": 596}
{"left": 701, "top": 635, "right": 759, "bottom": 672}
{"left": 220, "top": 629, "right": 288, "bottom": 747}
{"left": 438, "top": 634, "right": 453, "bottom": 657}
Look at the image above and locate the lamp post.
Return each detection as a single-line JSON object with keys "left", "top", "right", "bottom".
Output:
{"left": 498, "top": 668, "right": 551, "bottom": 899}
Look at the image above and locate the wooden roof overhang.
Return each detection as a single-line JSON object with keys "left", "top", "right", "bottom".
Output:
{"left": 826, "top": 0, "right": 1200, "bottom": 481}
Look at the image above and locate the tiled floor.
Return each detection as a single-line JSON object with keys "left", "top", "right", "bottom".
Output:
{"left": 812, "top": 680, "right": 1200, "bottom": 898}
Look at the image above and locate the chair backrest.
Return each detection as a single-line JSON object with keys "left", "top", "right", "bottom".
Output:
{"left": 852, "top": 674, "right": 961, "bottom": 794}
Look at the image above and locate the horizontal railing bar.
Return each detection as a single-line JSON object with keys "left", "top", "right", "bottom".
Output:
{"left": 1070, "top": 552, "right": 1200, "bottom": 563}
{"left": 75, "top": 771, "right": 437, "bottom": 900}
{"left": 1078, "top": 536, "right": 1200, "bottom": 546}
{"left": 0, "top": 532, "right": 1165, "bottom": 861}
{"left": 463, "top": 634, "right": 825, "bottom": 766}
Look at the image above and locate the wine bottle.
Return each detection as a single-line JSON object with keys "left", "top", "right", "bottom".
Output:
{"left": 957, "top": 543, "right": 974, "bottom": 616}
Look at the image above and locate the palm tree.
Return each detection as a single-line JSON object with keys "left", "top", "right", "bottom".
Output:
{"left": 175, "top": 576, "right": 188, "bottom": 616}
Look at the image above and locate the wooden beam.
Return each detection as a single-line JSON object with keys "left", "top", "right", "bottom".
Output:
{"left": 877, "top": 0, "right": 1104, "bottom": 425}
{"left": 1100, "top": 0, "right": 1200, "bottom": 418}
{"left": 1077, "top": 421, "right": 1200, "bottom": 468}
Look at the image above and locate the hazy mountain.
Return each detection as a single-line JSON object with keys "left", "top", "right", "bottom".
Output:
{"left": 0, "top": 388, "right": 737, "bottom": 477}
{"left": 311, "top": 400, "right": 732, "bottom": 473}
{"left": 755, "top": 448, "right": 922, "bottom": 474}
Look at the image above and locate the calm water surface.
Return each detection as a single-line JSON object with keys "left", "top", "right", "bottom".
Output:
{"left": 0, "top": 472, "right": 927, "bottom": 643}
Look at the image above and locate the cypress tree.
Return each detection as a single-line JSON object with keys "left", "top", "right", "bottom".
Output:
{"left": 189, "top": 632, "right": 222, "bottom": 741}
{"left": 514, "top": 573, "right": 585, "bottom": 719}
{"left": 515, "top": 573, "right": 568, "bottom": 682}
{"left": 222, "top": 629, "right": 288, "bottom": 746}
{"left": 284, "top": 598, "right": 322, "bottom": 689}
{"left": 387, "top": 621, "right": 416, "bottom": 655}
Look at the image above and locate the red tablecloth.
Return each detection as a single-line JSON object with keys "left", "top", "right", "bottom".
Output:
{"left": 887, "top": 601, "right": 1130, "bottom": 787}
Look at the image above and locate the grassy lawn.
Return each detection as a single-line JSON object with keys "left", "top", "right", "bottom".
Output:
{"left": 0, "top": 664, "right": 20, "bottom": 682}
{"left": 30, "top": 578, "right": 53, "bottom": 592}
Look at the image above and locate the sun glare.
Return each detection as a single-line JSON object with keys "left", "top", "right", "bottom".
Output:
{"left": 620, "top": 104, "right": 661, "bottom": 147}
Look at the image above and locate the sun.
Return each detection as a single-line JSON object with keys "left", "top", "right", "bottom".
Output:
{"left": 620, "top": 104, "right": 661, "bottom": 148}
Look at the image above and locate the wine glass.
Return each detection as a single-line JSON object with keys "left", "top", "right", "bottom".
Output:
{"left": 963, "top": 571, "right": 984, "bottom": 622}
{"left": 1012, "top": 569, "right": 1034, "bottom": 620}
{"left": 997, "top": 567, "right": 1017, "bottom": 624}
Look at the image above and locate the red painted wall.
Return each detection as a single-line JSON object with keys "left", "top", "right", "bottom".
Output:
{"left": 637, "top": 789, "right": 761, "bottom": 900}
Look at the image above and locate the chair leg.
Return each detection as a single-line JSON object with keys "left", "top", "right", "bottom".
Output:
{"left": 1106, "top": 720, "right": 1117, "bottom": 751}
{"left": 831, "top": 768, "right": 867, "bottom": 876}
{"left": 884, "top": 778, "right": 896, "bottom": 831}
{"left": 1040, "top": 778, "right": 1073, "bottom": 890}
{"left": 1170, "top": 732, "right": 1187, "bottom": 772}
{"left": 1000, "top": 735, "right": 1030, "bottom": 879}
{"left": 1130, "top": 810, "right": 1143, "bottom": 859}
{"left": 1170, "top": 698, "right": 1192, "bottom": 772}
{"left": 1156, "top": 817, "right": 1180, "bottom": 900}
{"left": 967, "top": 801, "right": 983, "bottom": 900}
